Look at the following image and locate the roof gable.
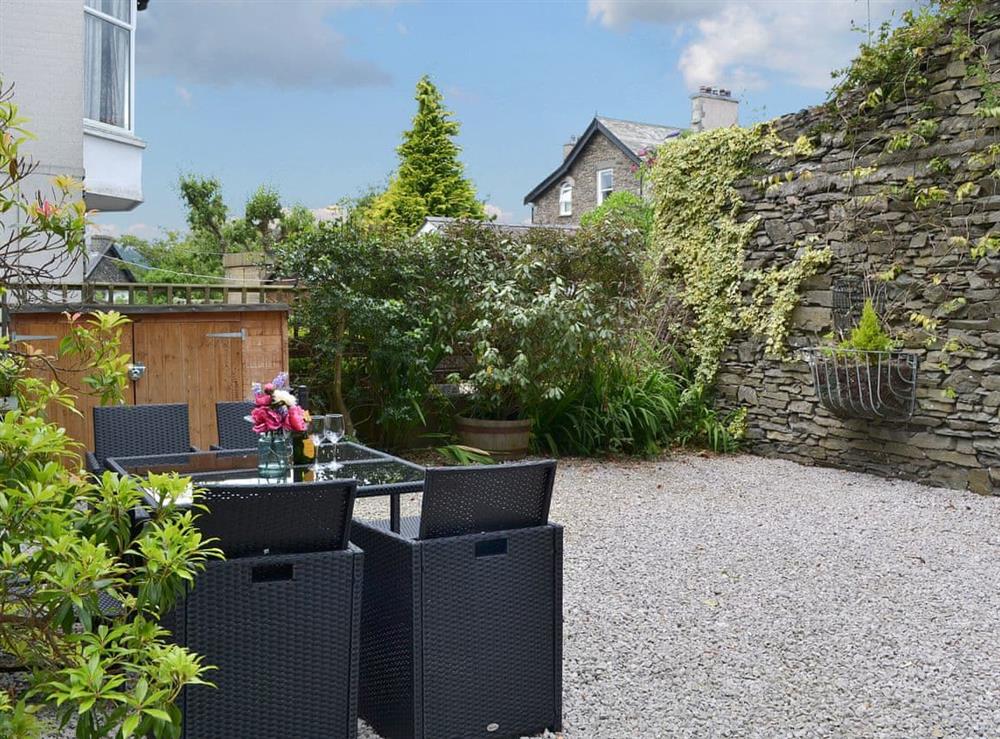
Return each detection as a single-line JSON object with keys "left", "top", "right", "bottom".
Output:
{"left": 523, "top": 116, "right": 680, "bottom": 204}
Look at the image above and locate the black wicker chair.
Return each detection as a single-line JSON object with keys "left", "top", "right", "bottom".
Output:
{"left": 214, "top": 400, "right": 257, "bottom": 450}
{"left": 166, "top": 479, "right": 363, "bottom": 739}
{"left": 351, "top": 460, "right": 562, "bottom": 739}
{"left": 87, "top": 403, "right": 196, "bottom": 473}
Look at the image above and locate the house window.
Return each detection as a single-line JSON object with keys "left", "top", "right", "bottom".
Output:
{"left": 559, "top": 182, "right": 573, "bottom": 216}
{"left": 84, "top": 0, "right": 134, "bottom": 131}
{"left": 597, "top": 169, "right": 613, "bottom": 205}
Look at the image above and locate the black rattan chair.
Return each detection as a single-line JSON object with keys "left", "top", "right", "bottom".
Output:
{"left": 167, "top": 479, "right": 363, "bottom": 739}
{"left": 214, "top": 401, "right": 257, "bottom": 450}
{"left": 351, "top": 461, "right": 562, "bottom": 739}
{"left": 195, "top": 479, "right": 357, "bottom": 557}
{"left": 87, "top": 403, "right": 196, "bottom": 473}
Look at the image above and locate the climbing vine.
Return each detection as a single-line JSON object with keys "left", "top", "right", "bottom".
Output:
{"left": 741, "top": 241, "right": 833, "bottom": 358}
{"left": 648, "top": 126, "right": 770, "bottom": 390}
{"left": 648, "top": 125, "right": 831, "bottom": 391}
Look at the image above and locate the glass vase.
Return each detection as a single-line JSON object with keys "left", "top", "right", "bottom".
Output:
{"left": 257, "top": 430, "right": 291, "bottom": 479}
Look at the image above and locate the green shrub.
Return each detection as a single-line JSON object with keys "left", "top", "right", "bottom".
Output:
{"left": 442, "top": 219, "right": 645, "bottom": 420}
{"left": 277, "top": 220, "right": 454, "bottom": 447}
{"left": 0, "top": 408, "right": 221, "bottom": 739}
{"left": 840, "top": 299, "right": 895, "bottom": 353}
{"left": 579, "top": 191, "right": 653, "bottom": 239}
{"left": 532, "top": 346, "right": 742, "bottom": 456}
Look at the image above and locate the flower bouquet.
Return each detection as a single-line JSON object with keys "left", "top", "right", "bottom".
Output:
{"left": 250, "top": 373, "right": 306, "bottom": 477}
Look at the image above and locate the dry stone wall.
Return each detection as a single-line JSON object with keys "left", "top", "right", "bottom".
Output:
{"left": 718, "top": 14, "right": 1000, "bottom": 495}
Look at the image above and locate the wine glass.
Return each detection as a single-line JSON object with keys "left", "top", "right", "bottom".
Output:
{"left": 307, "top": 415, "right": 327, "bottom": 473}
{"left": 325, "top": 414, "right": 345, "bottom": 468}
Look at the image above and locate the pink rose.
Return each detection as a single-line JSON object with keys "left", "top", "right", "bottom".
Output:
{"left": 250, "top": 405, "right": 283, "bottom": 433}
{"left": 254, "top": 393, "right": 271, "bottom": 406}
{"left": 263, "top": 383, "right": 275, "bottom": 393}
{"left": 286, "top": 405, "right": 307, "bottom": 432}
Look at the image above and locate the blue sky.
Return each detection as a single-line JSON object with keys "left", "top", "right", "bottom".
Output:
{"left": 95, "top": 0, "right": 914, "bottom": 239}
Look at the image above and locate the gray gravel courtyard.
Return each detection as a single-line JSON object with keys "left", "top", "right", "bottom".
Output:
{"left": 359, "top": 453, "right": 1000, "bottom": 738}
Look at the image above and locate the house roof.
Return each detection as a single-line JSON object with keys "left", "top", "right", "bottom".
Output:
{"left": 597, "top": 117, "right": 682, "bottom": 157}
{"left": 523, "top": 116, "right": 681, "bottom": 205}
{"left": 85, "top": 238, "right": 137, "bottom": 282}
{"left": 418, "top": 216, "right": 577, "bottom": 236}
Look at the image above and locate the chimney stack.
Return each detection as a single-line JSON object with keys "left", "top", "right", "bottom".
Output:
{"left": 690, "top": 86, "right": 739, "bottom": 132}
{"left": 563, "top": 135, "right": 578, "bottom": 159}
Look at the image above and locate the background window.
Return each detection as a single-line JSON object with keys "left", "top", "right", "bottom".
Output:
{"left": 559, "top": 182, "right": 573, "bottom": 216}
{"left": 84, "top": 0, "right": 134, "bottom": 130}
{"left": 597, "top": 169, "right": 613, "bottom": 204}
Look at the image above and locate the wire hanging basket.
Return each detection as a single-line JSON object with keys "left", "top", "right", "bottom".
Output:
{"left": 801, "top": 347, "right": 918, "bottom": 420}
{"left": 831, "top": 276, "right": 887, "bottom": 335}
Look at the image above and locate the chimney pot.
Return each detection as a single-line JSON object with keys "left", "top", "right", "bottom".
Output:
{"left": 563, "top": 135, "right": 578, "bottom": 160}
{"left": 690, "top": 85, "right": 739, "bottom": 132}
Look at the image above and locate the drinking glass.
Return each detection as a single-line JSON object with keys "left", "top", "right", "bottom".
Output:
{"left": 308, "top": 415, "right": 327, "bottom": 472}
{"left": 325, "top": 414, "right": 345, "bottom": 468}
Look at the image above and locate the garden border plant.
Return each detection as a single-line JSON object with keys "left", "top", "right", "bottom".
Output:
{"left": 0, "top": 77, "right": 222, "bottom": 739}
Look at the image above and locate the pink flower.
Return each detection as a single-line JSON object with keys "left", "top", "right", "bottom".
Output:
{"left": 40, "top": 200, "right": 56, "bottom": 217}
{"left": 286, "top": 405, "right": 307, "bottom": 432}
{"left": 254, "top": 393, "right": 271, "bottom": 407}
{"left": 250, "top": 405, "right": 283, "bottom": 433}
{"left": 263, "top": 383, "right": 275, "bottom": 393}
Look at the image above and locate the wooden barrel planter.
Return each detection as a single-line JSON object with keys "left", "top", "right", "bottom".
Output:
{"left": 455, "top": 416, "right": 532, "bottom": 458}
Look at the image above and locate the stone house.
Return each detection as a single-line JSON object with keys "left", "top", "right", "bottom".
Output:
{"left": 524, "top": 87, "right": 738, "bottom": 226}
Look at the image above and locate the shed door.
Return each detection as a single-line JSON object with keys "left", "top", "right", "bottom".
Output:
{"left": 132, "top": 317, "right": 245, "bottom": 449}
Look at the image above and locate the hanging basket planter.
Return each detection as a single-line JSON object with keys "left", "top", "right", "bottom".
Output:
{"left": 801, "top": 347, "right": 918, "bottom": 421}
{"left": 831, "top": 275, "right": 886, "bottom": 335}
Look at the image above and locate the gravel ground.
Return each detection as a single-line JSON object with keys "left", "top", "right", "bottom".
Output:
{"left": 22, "top": 453, "right": 1000, "bottom": 738}
{"left": 360, "top": 453, "right": 1000, "bottom": 738}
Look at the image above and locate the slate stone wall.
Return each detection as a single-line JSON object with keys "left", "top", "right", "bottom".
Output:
{"left": 718, "top": 17, "right": 1000, "bottom": 495}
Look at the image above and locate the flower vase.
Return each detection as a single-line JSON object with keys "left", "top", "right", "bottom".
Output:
{"left": 257, "top": 431, "right": 291, "bottom": 479}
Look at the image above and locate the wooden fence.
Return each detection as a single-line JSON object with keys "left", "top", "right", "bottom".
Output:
{"left": 5, "top": 281, "right": 301, "bottom": 450}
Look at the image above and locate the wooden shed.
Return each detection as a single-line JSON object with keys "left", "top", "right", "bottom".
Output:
{"left": 8, "top": 283, "right": 295, "bottom": 452}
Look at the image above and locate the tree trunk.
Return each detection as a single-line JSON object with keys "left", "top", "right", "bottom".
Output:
{"left": 332, "top": 311, "right": 353, "bottom": 435}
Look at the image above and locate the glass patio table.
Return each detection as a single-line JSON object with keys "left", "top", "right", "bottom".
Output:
{"left": 107, "top": 441, "right": 425, "bottom": 533}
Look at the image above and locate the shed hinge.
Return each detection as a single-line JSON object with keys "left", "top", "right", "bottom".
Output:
{"left": 205, "top": 329, "right": 246, "bottom": 340}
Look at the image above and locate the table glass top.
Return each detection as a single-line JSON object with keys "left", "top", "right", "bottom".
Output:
{"left": 109, "top": 442, "right": 425, "bottom": 493}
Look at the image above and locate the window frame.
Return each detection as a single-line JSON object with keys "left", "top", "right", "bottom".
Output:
{"left": 596, "top": 168, "right": 614, "bottom": 205}
{"left": 83, "top": 1, "right": 136, "bottom": 133}
{"left": 559, "top": 181, "right": 573, "bottom": 216}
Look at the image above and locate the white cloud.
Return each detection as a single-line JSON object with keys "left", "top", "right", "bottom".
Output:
{"left": 138, "top": 1, "right": 391, "bottom": 90}
{"left": 484, "top": 203, "right": 515, "bottom": 223}
{"left": 587, "top": 0, "right": 914, "bottom": 91}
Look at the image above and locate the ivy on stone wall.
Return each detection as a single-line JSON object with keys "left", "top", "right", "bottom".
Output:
{"left": 741, "top": 241, "right": 833, "bottom": 357}
{"left": 648, "top": 125, "right": 831, "bottom": 390}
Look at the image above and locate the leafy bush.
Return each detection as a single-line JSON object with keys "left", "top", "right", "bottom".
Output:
{"left": 0, "top": 78, "right": 220, "bottom": 737}
{"left": 277, "top": 220, "right": 455, "bottom": 447}
{"left": 0, "top": 407, "right": 221, "bottom": 739}
{"left": 533, "top": 346, "right": 742, "bottom": 456}
{"left": 532, "top": 352, "right": 680, "bottom": 456}
{"left": 442, "top": 219, "right": 645, "bottom": 420}
{"left": 579, "top": 191, "right": 653, "bottom": 239}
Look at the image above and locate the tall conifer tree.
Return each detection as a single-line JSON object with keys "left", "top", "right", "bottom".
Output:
{"left": 370, "top": 75, "right": 485, "bottom": 231}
